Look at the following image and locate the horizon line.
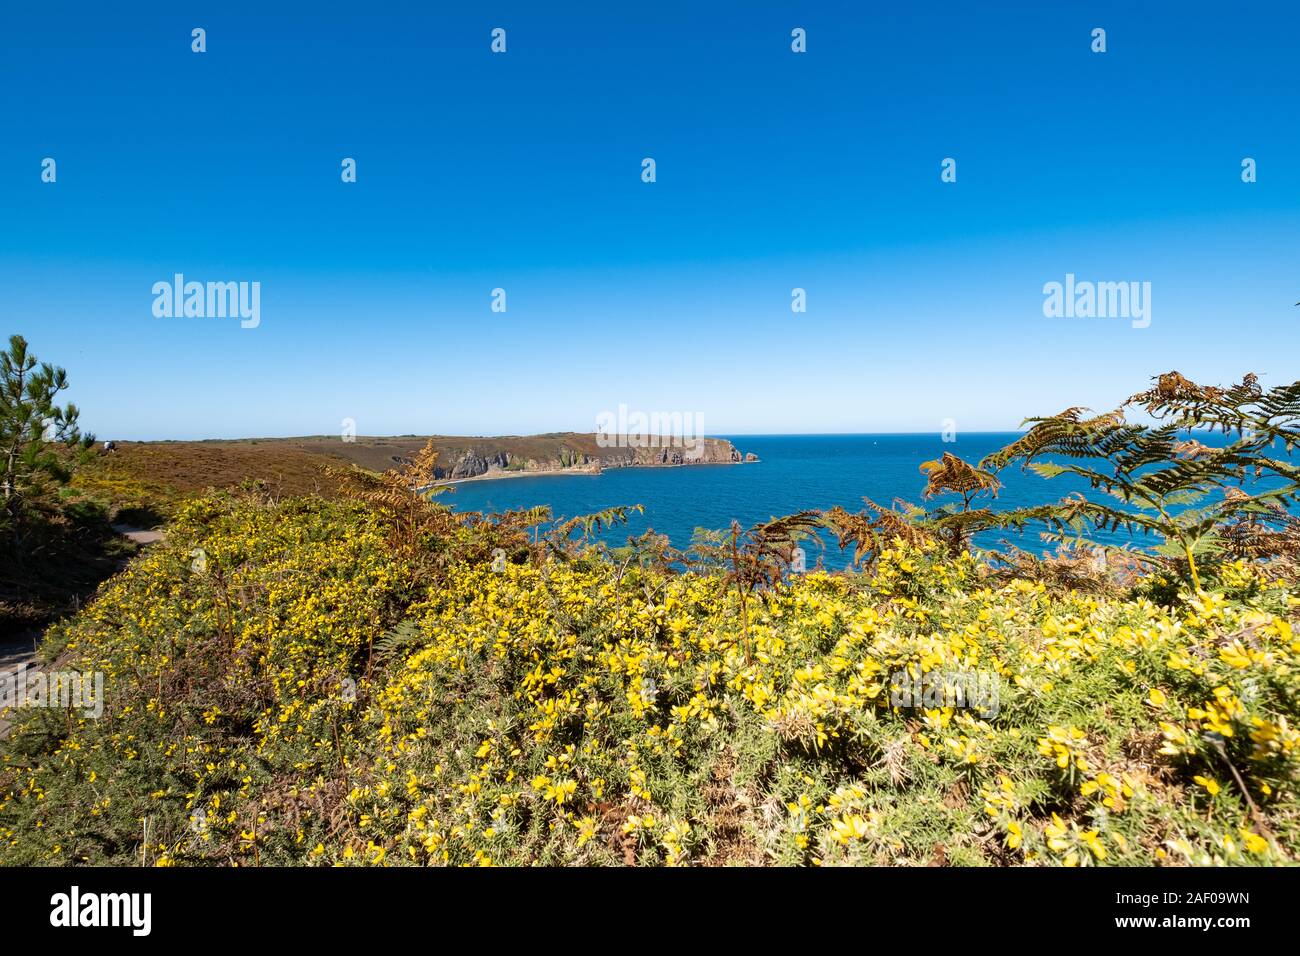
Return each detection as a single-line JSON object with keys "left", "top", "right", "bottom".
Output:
{"left": 102, "top": 429, "right": 1038, "bottom": 444}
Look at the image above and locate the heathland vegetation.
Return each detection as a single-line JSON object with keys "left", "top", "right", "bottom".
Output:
{"left": 1, "top": 343, "right": 1298, "bottom": 866}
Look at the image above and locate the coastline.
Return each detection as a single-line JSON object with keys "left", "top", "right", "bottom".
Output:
{"left": 431, "top": 459, "right": 751, "bottom": 488}
{"left": 433, "top": 465, "right": 602, "bottom": 487}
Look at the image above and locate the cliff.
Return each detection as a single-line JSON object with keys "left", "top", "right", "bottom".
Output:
{"left": 425, "top": 435, "right": 752, "bottom": 481}
{"left": 69, "top": 434, "right": 757, "bottom": 508}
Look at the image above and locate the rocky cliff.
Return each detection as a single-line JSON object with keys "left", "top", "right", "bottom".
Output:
{"left": 428, "top": 436, "right": 752, "bottom": 481}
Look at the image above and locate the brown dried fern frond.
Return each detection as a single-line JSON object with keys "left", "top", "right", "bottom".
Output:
{"left": 823, "top": 498, "right": 928, "bottom": 569}
{"left": 1172, "top": 439, "right": 1213, "bottom": 460}
{"left": 979, "top": 407, "right": 1126, "bottom": 471}
{"left": 327, "top": 439, "right": 459, "bottom": 551}
{"left": 1128, "top": 371, "right": 1224, "bottom": 410}
{"left": 919, "top": 453, "right": 1001, "bottom": 501}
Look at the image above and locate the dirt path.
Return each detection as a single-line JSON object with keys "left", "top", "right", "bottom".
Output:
{"left": 1, "top": 526, "right": 163, "bottom": 738}
{"left": 0, "top": 629, "right": 41, "bottom": 738}
{"left": 0, "top": 631, "right": 38, "bottom": 674}
{"left": 112, "top": 524, "right": 166, "bottom": 545}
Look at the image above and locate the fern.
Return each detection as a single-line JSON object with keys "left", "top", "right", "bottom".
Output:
{"left": 690, "top": 511, "right": 824, "bottom": 663}
{"left": 544, "top": 504, "right": 644, "bottom": 559}
{"left": 373, "top": 619, "right": 424, "bottom": 664}
{"left": 982, "top": 372, "right": 1300, "bottom": 592}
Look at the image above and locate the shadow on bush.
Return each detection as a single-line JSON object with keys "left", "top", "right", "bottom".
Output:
{"left": 113, "top": 504, "right": 167, "bottom": 529}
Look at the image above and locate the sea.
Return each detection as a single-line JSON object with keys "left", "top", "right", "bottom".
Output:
{"left": 442, "top": 433, "right": 1180, "bottom": 569}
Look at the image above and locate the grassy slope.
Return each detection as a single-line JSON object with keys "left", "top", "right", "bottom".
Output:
{"left": 72, "top": 432, "right": 729, "bottom": 506}
{"left": 1, "top": 493, "right": 1296, "bottom": 866}
{"left": 5, "top": 431, "right": 731, "bottom": 636}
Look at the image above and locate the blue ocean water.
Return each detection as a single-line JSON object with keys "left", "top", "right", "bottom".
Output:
{"left": 443, "top": 433, "right": 1157, "bottom": 568}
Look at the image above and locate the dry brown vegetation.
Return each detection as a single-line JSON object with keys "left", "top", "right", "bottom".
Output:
{"left": 70, "top": 432, "right": 653, "bottom": 506}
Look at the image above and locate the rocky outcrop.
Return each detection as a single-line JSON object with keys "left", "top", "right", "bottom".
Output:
{"left": 435, "top": 451, "right": 511, "bottom": 479}
{"left": 608, "top": 438, "right": 742, "bottom": 468}
{"left": 430, "top": 436, "right": 754, "bottom": 482}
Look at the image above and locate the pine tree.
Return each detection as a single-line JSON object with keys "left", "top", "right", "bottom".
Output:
{"left": 0, "top": 334, "right": 94, "bottom": 538}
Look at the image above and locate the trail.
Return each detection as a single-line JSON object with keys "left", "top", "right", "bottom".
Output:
{"left": 0, "top": 628, "right": 40, "bottom": 738}
{"left": 112, "top": 524, "right": 166, "bottom": 545}
{"left": 0, "top": 525, "right": 165, "bottom": 738}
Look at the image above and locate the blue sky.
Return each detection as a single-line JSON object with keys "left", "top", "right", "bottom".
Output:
{"left": 2, "top": 1, "right": 1297, "bottom": 439}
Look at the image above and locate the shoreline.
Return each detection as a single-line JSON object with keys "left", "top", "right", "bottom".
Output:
{"left": 431, "top": 459, "right": 751, "bottom": 488}
{"left": 433, "top": 465, "right": 602, "bottom": 487}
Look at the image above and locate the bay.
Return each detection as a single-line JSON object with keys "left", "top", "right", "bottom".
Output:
{"left": 442, "top": 433, "right": 1154, "bottom": 568}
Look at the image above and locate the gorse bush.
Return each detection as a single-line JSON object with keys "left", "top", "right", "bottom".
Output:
{"left": 0, "top": 371, "right": 1298, "bottom": 866}
{"left": 2, "top": 507, "right": 1297, "bottom": 866}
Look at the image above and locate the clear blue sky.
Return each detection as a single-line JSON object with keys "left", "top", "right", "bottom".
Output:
{"left": 2, "top": 1, "right": 1297, "bottom": 439}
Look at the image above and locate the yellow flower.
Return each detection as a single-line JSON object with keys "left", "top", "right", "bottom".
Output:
{"left": 1219, "top": 643, "right": 1253, "bottom": 669}
{"left": 1004, "top": 821, "right": 1022, "bottom": 850}
{"left": 1078, "top": 830, "right": 1106, "bottom": 861}
{"left": 542, "top": 779, "right": 577, "bottom": 806}
{"left": 1038, "top": 726, "right": 1089, "bottom": 773}
{"left": 1239, "top": 829, "right": 1268, "bottom": 855}
{"left": 831, "top": 814, "right": 872, "bottom": 845}
{"left": 1044, "top": 813, "right": 1070, "bottom": 853}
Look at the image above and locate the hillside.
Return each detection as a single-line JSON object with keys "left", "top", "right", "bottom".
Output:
{"left": 1, "top": 490, "right": 1296, "bottom": 866}
{"left": 3, "top": 372, "right": 1299, "bottom": 867}
{"left": 3, "top": 432, "right": 749, "bottom": 636}
{"left": 72, "top": 433, "right": 751, "bottom": 508}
